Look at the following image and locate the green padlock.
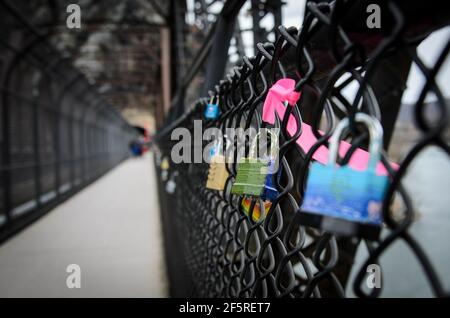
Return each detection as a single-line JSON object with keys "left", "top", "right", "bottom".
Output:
{"left": 231, "top": 130, "right": 279, "bottom": 196}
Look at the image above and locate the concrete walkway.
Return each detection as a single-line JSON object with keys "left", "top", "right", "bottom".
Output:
{"left": 0, "top": 154, "right": 167, "bottom": 297}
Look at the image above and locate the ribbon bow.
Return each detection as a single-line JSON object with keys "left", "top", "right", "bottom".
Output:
{"left": 262, "top": 78, "right": 397, "bottom": 176}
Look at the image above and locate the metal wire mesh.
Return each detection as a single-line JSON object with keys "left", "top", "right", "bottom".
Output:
{"left": 0, "top": 2, "right": 137, "bottom": 242}
{"left": 155, "top": 1, "right": 450, "bottom": 298}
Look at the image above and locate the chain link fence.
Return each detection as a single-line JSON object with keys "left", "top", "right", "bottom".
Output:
{"left": 155, "top": 0, "right": 450, "bottom": 297}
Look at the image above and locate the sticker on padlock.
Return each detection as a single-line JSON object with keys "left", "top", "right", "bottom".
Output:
{"left": 300, "top": 113, "right": 389, "bottom": 240}
{"left": 204, "top": 96, "right": 220, "bottom": 120}
{"left": 231, "top": 130, "right": 279, "bottom": 197}
{"left": 206, "top": 138, "right": 229, "bottom": 191}
{"left": 261, "top": 160, "right": 281, "bottom": 201}
{"left": 242, "top": 198, "right": 272, "bottom": 222}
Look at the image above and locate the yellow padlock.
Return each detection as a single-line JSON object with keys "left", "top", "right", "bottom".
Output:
{"left": 206, "top": 138, "right": 229, "bottom": 191}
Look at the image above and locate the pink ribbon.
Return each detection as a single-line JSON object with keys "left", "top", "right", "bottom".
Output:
{"left": 262, "top": 78, "right": 397, "bottom": 176}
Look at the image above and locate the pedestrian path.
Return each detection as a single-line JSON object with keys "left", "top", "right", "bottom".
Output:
{"left": 0, "top": 154, "right": 167, "bottom": 297}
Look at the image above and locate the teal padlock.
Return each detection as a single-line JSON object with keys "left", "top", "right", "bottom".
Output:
{"left": 300, "top": 113, "right": 389, "bottom": 240}
{"left": 204, "top": 96, "right": 220, "bottom": 120}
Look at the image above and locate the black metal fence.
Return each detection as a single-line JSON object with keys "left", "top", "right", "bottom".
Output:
{"left": 0, "top": 2, "right": 137, "bottom": 243}
{"left": 155, "top": 1, "right": 450, "bottom": 297}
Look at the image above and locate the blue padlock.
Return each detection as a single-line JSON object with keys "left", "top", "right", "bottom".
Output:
{"left": 261, "top": 160, "right": 280, "bottom": 201}
{"left": 300, "top": 113, "right": 389, "bottom": 240}
{"left": 258, "top": 131, "right": 280, "bottom": 202}
{"left": 204, "top": 96, "right": 220, "bottom": 120}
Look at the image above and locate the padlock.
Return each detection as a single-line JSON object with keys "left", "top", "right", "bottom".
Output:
{"left": 240, "top": 155, "right": 280, "bottom": 222}
{"left": 161, "top": 157, "right": 169, "bottom": 170}
{"left": 204, "top": 96, "right": 220, "bottom": 120}
{"left": 261, "top": 160, "right": 280, "bottom": 201}
{"left": 161, "top": 157, "right": 170, "bottom": 181}
{"left": 161, "top": 170, "right": 169, "bottom": 182}
{"left": 165, "top": 171, "right": 178, "bottom": 194}
{"left": 206, "top": 138, "right": 229, "bottom": 191}
{"left": 300, "top": 113, "right": 389, "bottom": 240}
{"left": 231, "top": 130, "right": 279, "bottom": 197}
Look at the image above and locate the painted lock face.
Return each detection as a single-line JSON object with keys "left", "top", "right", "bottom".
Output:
{"left": 261, "top": 160, "right": 280, "bottom": 201}
{"left": 204, "top": 96, "right": 220, "bottom": 120}
{"left": 241, "top": 198, "right": 272, "bottom": 222}
{"left": 300, "top": 113, "right": 389, "bottom": 240}
{"left": 231, "top": 130, "right": 279, "bottom": 197}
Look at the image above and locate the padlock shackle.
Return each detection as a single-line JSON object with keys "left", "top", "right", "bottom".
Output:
{"left": 249, "top": 129, "right": 279, "bottom": 160}
{"left": 328, "top": 113, "right": 383, "bottom": 172}
{"left": 209, "top": 95, "right": 217, "bottom": 105}
{"left": 214, "top": 137, "right": 223, "bottom": 155}
{"left": 211, "top": 134, "right": 231, "bottom": 157}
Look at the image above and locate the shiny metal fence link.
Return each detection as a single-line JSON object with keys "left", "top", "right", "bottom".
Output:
{"left": 156, "top": 1, "right": 450, "bottom": 298}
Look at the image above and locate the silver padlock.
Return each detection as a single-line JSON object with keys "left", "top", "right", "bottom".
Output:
{"left": 165, "top": 171, "right": 178, "bottom": 194}
{"left": 161, "top": 170, "right": 169, "bottom": 182}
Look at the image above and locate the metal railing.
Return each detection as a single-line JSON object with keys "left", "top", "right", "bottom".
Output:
{"left": 0, "top": 1, "right": 137, "bottom": 243}
{"left": 155, "top": 0, "right": 450, "bottom": 297}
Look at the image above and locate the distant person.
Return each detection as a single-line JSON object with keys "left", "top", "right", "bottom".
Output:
{"left": 129, "top": 138, "right": 144, "bottom": 156}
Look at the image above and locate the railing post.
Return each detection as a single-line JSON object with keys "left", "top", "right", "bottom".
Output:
{"left": 201, "top": 0, "right": 246, "bottom": 96}
{"left": 31, "top": 72, "right": 43, "bottom": 210}
{"left": 1, "top": 72, "right": 12, "bottom": 225}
